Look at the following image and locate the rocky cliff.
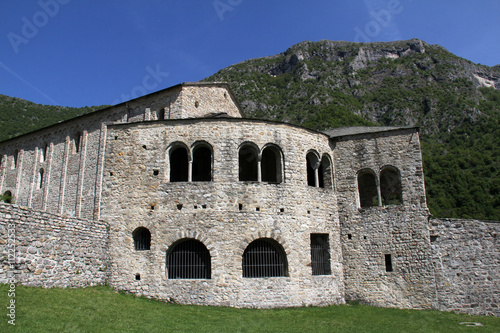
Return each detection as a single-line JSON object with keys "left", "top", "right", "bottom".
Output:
{"left": 204, "top": 39, "right": 500, "bottom": 220}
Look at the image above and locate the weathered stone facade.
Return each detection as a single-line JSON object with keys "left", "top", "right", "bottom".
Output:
{"left": 331, "top": 128, "right": 435, "bottom": 309}
{"left": 430, "top": 218, "right": 499, "bottom": 316}
{"left": 102, "top": 118, "right": 343, "bottom": 307}
{"left": 0, "top": 82, "right": 498, "bottom": 314}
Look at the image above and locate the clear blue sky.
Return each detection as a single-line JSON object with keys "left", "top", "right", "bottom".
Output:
{"left": 1, "top": 0, "right": 499, "bottom": 107}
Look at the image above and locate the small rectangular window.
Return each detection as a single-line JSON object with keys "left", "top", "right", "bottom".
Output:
{"left": 385, "top": 254, "right": 393, "bottom": 272}
{"left": 310, "top": 234, "right": 331, "bottom": 275}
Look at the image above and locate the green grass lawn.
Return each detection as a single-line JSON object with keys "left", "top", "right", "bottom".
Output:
{"left": 0, "top": 284, "right": 498, "bottom": 332}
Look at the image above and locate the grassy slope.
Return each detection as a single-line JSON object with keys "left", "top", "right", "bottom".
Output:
{"left": 0, "top": 285, "right": 499, "bottom": 332}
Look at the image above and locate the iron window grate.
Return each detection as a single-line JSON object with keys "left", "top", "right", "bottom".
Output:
{"left": 243, "top": 239, "right": 287, "bottom": 278}
{"left": 311, "top": 234, "right": 331, "bottom": 275}
{"left": 133, "top": 227, "right": 151, "bottom": 251}
{"left": 166, "top": 239, "right": 211, "bottom": 279}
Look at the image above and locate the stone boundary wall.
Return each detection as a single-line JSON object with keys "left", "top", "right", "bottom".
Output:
{"left": 430, "top": 218, "right": 499, "bottom": 316}
{"left": 0, "top": 203, "right": 109, "bottom": 287}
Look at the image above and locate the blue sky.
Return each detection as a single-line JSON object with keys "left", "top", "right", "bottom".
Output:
{"left": 0, "top": 0, "right": 499, "bottom": 107}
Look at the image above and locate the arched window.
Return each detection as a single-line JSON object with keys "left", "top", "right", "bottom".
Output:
{"left": 242, "top": 238, "right": 288, "bottom": 278}
{"left": 319, "top": 154, "right": 333, "bottom": 188}
{"left": 261, "top": 145, "right": 283, "bottom": 183}
{"left": 306, "top": 152, "right": 319, "bottom": 187}
{"left": 166, "top": 239, "right": 211, "bottom": 279}
{"left": 38, "top": 168, "right": 44, "bottom": 189}
{"left": 133, "top": 227, "right": 151, "bottom": 251}
{"left": 2, "top": 191, "right": 12, "bottom": 204}
{"left": 169, "top": 145, "right": 189, "bottom": 182}
{"left": 380, "top": 167, "right": 402, "bottom": 205}
{"left": 158, "top": 108, "right": 165, "bottom": 120}
{"left": 239, "top": 143, "right": 259, "bottom": 181}
{"left": 40, "top": 144, "right": 49, "bottom": 162}
{"left": 74, "top": 132, "right": 82, "bottom": 153}
{"left": 13, "top": 150, "right": 19, "bottom": 169}
{"left": 358, "top": 170, "right": 379, "bottom": 208}
{"left": 192, "top": 144, "right": 212, "bottom": 181}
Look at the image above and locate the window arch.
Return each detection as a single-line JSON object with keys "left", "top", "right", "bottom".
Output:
{"left": 13, "top": 150, "right": 19, "bottom": 169}
{"left": 38, "top": 168, "right": 44, "bottom": 189}
{"left": 158, "top": 108, "right": 165, "bottom": 120}
{"left": 306, "top": 152, "right": 320, "bottom": 187}
{"left": 261, "top": 145, "right": 283, "bottom": 183}
{"left": 40, "top": 144, "right": 49, "bottom": 162}
{"left": 133, "top": 227, "right": 151, "bottom": 251}
{"left": 319, "top": 154, "right": 333, "bottom": 188}
{"left": 380, "top": 166, "right": 402, "bottom": 205}
{"left": 166, "top": 239, "right": 211, "bottom": 279}
{"left": 358, "top": 170, "right": 380, "bottom": 208}
{"left": 2, "top": 191, "right": 12, "bottom": 204}
{"left": 192, "top": 143, "right": 212, "bottom": 181}
{"left": 73, "top": 132, "right": 82, "bottom": 153}
{"left": 239, "top": 143, "right": 259, "bottom": 181}
{"left": 169, "top": 144, "right": 189, "bottom": 182}
{"left": 242, "top": 238, "right": 288, "bottom": 278}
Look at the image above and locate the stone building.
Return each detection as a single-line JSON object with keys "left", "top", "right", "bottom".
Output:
{"left": 0, "top": 82, "right": 498, "bottom": 314}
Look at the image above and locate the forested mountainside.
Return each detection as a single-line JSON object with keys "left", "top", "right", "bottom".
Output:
{"left": 0, "top": 95, "right": 104, "bottom": 141}
{"left": 203, "top": 39, "right": 500, "bottom": 220}
{"left": 0, "top": 39, "right": 499, "bottom": 220}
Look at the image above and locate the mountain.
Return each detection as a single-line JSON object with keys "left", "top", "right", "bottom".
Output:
{"left": 203, "top": 39, "right": 500, "bottom": 220}
{"left": 0, "top": 39, "right": 499, "bottom": 220}
{"left": 0, "top": 95, "right": 105, "bottom": 141}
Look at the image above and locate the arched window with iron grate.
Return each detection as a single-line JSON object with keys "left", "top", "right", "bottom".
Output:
{"left": 166, "top": 239, "right": 211, "bottom": 279}
{"left": 242, "top": 238, "right": 288, "bottom": 278}
{"left": 133, "top": 227, "right": 151, "bottom": 251}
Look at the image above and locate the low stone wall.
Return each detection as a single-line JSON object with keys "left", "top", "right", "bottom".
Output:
{"left": 431, "top": 218, "right": 499, "bottom": 316}
{"left": 0, "top": 203, "right": 109, "bottom": 287}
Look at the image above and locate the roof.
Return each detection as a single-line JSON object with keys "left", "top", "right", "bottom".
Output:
{"left": 322, "top": 126, "right": 418, "bottom": 138}
{"left": 0, "top": 82, "right": 242, "bottom": 144}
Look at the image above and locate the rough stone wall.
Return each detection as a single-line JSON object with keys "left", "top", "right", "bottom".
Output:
{"left": 0, "top": 83, "right": 240, "bottom": 221}
{"left": 175, "top": 85, "right": 242, "bottom": 119}
{"left": 101, "top": 118, "right": 344, "bottom": 308}
{"left": 334, "top": 129, "right": 435, "bottom": 309}
{"left": 0, "top": 203, "right": 108, "bottom": 287}
{"left": 0, "top": 106, "right": 124, "bottom": 220}
{"left": 430, "top": 218, "right": 499, "bottom": 316}
{"left": 1, "top": 83, "right": 498, "bottom": 315}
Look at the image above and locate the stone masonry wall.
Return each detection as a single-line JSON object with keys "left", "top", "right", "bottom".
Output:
{"left": 334, "top": 129, "right": 435, "bottom": 309}
{"left": 430, "top": 218, "right": 499, "bottom": 316}
{"left": 0, "top": 203, "right": 109, "bottom": 287}
{"left": 101, "top": 118, "right": 344, "bottom": 308}
{"left": 0, "top": 83, "right": 241, "bottom": 221}
{"left": 1, "top": 83, "right": 498, "bottom": 315}
{"left": 176, "top": 84, "right": 242, "bottom": 119}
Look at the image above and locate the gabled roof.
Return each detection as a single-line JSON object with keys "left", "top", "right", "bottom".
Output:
{"left": 322, "top": 126, "right": 418, "bottom": 138}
